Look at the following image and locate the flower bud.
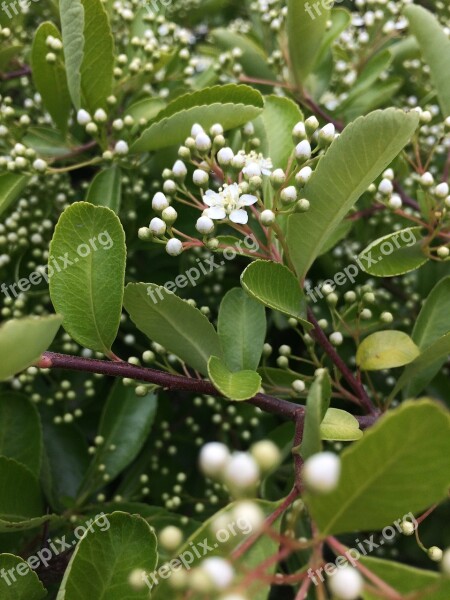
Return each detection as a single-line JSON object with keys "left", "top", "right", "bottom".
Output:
{"left": 33, "top": 159, "right": 47, "bottom": 172}
{"left": 302, "top": 452, "right": 341, "bottom": 493}
{"left": 378, "top": 178, "right": 394, "bottom": 195}
{"left": 292, "top": 121, "right": 307, "bottom": 141}
{"left": 305, "top": 115, "right": 319, "bottom": 136}
{"left": 296, "top": 166, "right": 313, "bottom": 186}
{"left": 292, "top": 379, "right": 305, "bottom": 393}
{"left": 162, "top": 206, "right": 177, "bottom": 225}
{"left": 388, "top": 194, "right": 402, "bottom": 209}
{"left": 195, "top": 132, "right": 212, "bottom": 152}
{"left": 217, "top": 147, "right": 234, "bottom": 166}
{"left": 77, "top": 109, "right": 91, "bottom": 126}
{"left": 318, "top": 123, "right": 336, "bottom": 146}
{"left": 166, "top": 238, "right": 183, "bottom": 256}
{"left": 196, "top": 216, "right": 215, "bottom": 234}
{"left": 420, "top": 172, "right": 434, "bottom": 187}
{"left": 149, "top": 217, "right": 166, "bottom": 236}
{"left": 435, "top": 182, "right": 449, "bottom": 198}
{"left": 114, "top": 140, "right": 129, "bottom": 155}
{"left": 94, "top": 108, "right": 107, "bottom": 122}
{"left": 295, "top": 198, "right": 310, "bottom": 212}
{"left": 280, "top": 186, "right": 297, "bottom": 204}
{"left": 330, "top": 331, "right": 343, "bottom": 346}
{"left": 159, "top": 526, "right": 183, "bottom": 552}
{"left": 328, "top": 566, "right": 363, "bottom": 600}
{"left": 251, "top": 440, "right": 280, "bottom": 471}
{"left": 270, "top": 168, "right": 286, "bottom": 189}
{"left": 295, "top": 140, "right": 312, "bottom": 163}
{"left": 193, "top": 169, "right": 209, "bottom": 187}
{"left": 172, "top": 160, "right": 187, "bottom": 181}
{"left": 429, "top": 546, "right": 443, "bottom": 562}
{"left": 260, "top": 209, "right": 276, "bottom": 226}
{"left": 152, "top": 192, "right": 169, "bottom": 211}
{"left": 225, "top": 452, "right": 260, "bottom": 489}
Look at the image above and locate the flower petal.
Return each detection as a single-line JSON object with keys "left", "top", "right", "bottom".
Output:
{"left": 207, "top": 207, "right": 227, "bottom": 219}
{"left": 229, "top": 209, "right": 248, "bottom": 224}
{"left": 240, "top": 194, "right": 258, "bottom": 206}
{"left": 203, "top": 190, "right": 220, "bottom": 207}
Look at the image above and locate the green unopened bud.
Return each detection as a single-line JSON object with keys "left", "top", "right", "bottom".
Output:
{"left": 295, "top": 198, "right": 310, "bottom": 212}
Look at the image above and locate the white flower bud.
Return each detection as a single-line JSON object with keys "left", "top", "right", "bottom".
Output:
{"left": 243, "top": 162, "right": 261, "bottom": 178}
{"left": 328, "top": 566, "right": 363, "bottom": 600}
{"left": 296, "top": 166, "right": 313, "bottom": 185}
{"left": 270, "top": 168, "right": 286, "bottom": 188}
{"left": 138, "top": 227, "right": 152, "bottom": 241}
{"left": 435, "top": 182, "right": 449, "bottom": 198}
{"left": 292, "top": 121, "right": 307, "bottom": 140}
{"left": 305, "top": 115, "right": 319, "bottom": 135}
{"left": 420, "top": 171, "right": 434, "bottom": 187}
{"left": 378, "top": 178, "right": 394, "bottom": 195}
{"left": 152, "top": 192, "right": 169, "bottom": 211}
{"left": 114, "top": 140, "right": 129, "bottom": 155}
{"left": 159, "top": 526, "right": 183, "bottom": 551}
{"left": 210, "top": 123, "right": 224, "bottom": 137}
{"left": 113, "top": 119, "right": 124, "bottom": 130}
{"left": 128, "top": 569, "right": 147, "bottom": 590}
{"left": 330, "top": 331, "right": 343, "bottom": 346}
{"left": 232, "top": 501, "right": 264, "bottom": 531}
{"left": 163, "top": 180, "right": 177, "bottom": 195}
{"left": 195, "top": 132, "right": 212, "bottom": 151}
{"left": 295, "top": 198, "right": 310, "bottom": 212}
{"left": 292, "top": 379, "right": 306, "bottom": 393}
{"left": 231, "top": 153, "right": 246, "bottom": 170}
{"left": 399, "top": 520, "right": 415, "bottom": 535}
{"left": 77, "top": 109, "right": 91, "bottom": 126}
{"left": 437, "top": 246, "right": 449, "bottom": 258}
{"left": 260, "top": 209, "right": 276, "bottom": 226}
{"left": 94, "top": 108, "right": 107, "bottom": 122}
{"left": 149, "top": 217, "right": 166, "bottom": 236}
{"left": 225, "top": 452, "right": 260, "bottom": 489}
{"left": 33, "top": 159, "right": 47, "bottom": 172}
{"left": 193, "top": 169, "right": 209, "bottom": 187}
{"left": 280, "top": 185, "right": 297, "bottom": 204}
{"left": 191, "top": 123, "right": 204, "bottom": 137}
{"left": 243, "top": 122, "right": 255, "bottom": 136}
{"left": 251, "top": 440, "right": 280, "bottom": 471}
{"left": 217, "top": 147, "right": 234, "bottom": 166}
{"left": 172, "top": 160, "right": 187, "bottom": 179}
{"left": 429, "top": 546, "right": 443, "bottom": 562}
{"left": 162, "top": 206, "right": 177, "bottom": 224}
{"left": 166, "top": 238, "right": 183, "bottom": 256}
{"left": 86, "top": 122, "right": 98, "bottom": 134}
{"left": 302, "top": 451, "right": 341, "bottom": 493}
{"left": 383, "top": 168, "right": 394, "bottom": 180}
{"left": 441, "top": 548, "right": 450, "bottom": 575}
{"left": 295, "top": 140, "right": 312, "bottom": 162}
{"left": 196, "top": 216, "right": 215, "bottom": 234}
{"left": 319, "top": 123, "right": 336, "bottom": 144}
{"left": 388, "top": 194, "right": 402, "bottom": 209}
{"left": 199, "top": 442, "right": 230, "bottom": 477}
{"left": 200, "top": 557, "right": 234, "bottom": 590}
{"left": 380, "top": 311, "right": 394, "bottom": 323}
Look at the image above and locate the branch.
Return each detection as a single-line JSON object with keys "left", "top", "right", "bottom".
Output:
{"left": 38, "top": 352, "right": 377, "bottom": 429}
{"left": 307, "top": 310, "right": 376, "bottom": 415}
{"left": 0, "top": 65, "right": 31, "bottom": 81}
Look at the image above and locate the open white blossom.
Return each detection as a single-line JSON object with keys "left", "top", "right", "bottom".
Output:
{"left": 203, "top": 183, "right": 257, "bottom": 224}
{"left": 242, "top": 152, "right": 273, "bottom": 176}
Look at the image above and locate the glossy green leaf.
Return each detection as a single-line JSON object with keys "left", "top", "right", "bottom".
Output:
{"left": 287, "top": 109, "right": 419, "bottom": 279}
{"left": 60, "top": 0, "right": 114, "bottom": 111}
{"left": 208, "top": 356, "right": 261, "bottom": 401}
{"left": 132, "top": 84, "right": 264, "bottom": 153}
{"left": 86, "top": 166, "right": 122, "bottom": 213}
{"left": 31, "top": 22, "right": 71, "bottom": 133}
{"left": 0, "top": 554, "right": 47, "bottom": 599}
{"left": 124, "top": 283, "right": 222, "bottom": 376}
{"left": 307, "top": 400, "right": 450, "bottom": 534}
{"left": 0, "top": 174, "right": 30, "bottom": 219}
{"left": 218, "top": 288, "right": 266, "bottom": 372}
{"left": 356, "top": 330, "right": 420, "bottom": 370}
{"left": 287, "top": 0, "right": 330, "bottom": 83}
{"left": 23, "top": 127, "right": 72, "bottom": 158}
{"left": 301, "top": 370, "right": 331, "bottom": 459}
{"left": 241, "top": 260, "right": 311, "bottom": 328}
{"left": 78, "top": 383, "right": 157, "bottom": 499}
{"left": 49, "top": 202, "right": 126, "bottom": 355}
{"left": 361, "top": 556, "right": 450, "bottom": 600}
{"left": 320, "top": 408, "right": 363, "bottom": 441}
{"left": 0, "top": 393, "right": 42, "bottom": 477}
{"left": 405, "top": 4, "right": 450, "bottom": 117}
{"left": 125, "top": 97, "right": 166, "bottom": 123}
{"left": 56, "top": 512, "right": 158, "bottom": 600}
{"left": 0, "top": 316, "right": 62, "bottom": 382}
{"left": 357, "top": 226, "right": 427, "bottom": 276}
{"left": 0, "top": 457, "right": 44, "bottom": 524}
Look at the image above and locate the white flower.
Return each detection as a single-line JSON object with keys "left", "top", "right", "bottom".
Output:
{"left": 199, "top": 442, "right": 230, "bottom": 477}
{"left": 328, "top": 566, "right": 363, "bottom": 600}
{"left": 225, "top": 452, "right": 260, "bottom": 488}
{"left": 243, "top": 152, "right": 273, "bottom": 176}
{"left": 243, "top": 162, "right": 261, "bottom": 178}
{"left": 149, "top": 217, "right": 166, "bottom": 236}
{"left": 115, "top": 140, "right": 129, "bottom": 155}
{"left": 200, "top": 557, "right": 234, "bottom": 590}
{"left": 302, "top": 451, "right": 341, "bottom": 493}
{"left": 217, "top": 147, "right": 234, "bottom": 166}
{"left": 166, "top": 238, "right": 183, "bottom": 256}
{"left": 203, "top": 183, "right": 257, "bottom": 224}
{"left": 196, "top": 216, "right": 215, "bottom": 234}
{"left": 77, "top": 109, "right": 91, "bottom": 126}
{"left": 152, "top": 192, "right": 169, "bottom": 211}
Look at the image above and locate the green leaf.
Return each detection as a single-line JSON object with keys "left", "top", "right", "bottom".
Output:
{"left": 357, "top": 226, "right": 428, "bottom": 276}
{"left": 0, "top": 173, "right": 30, "bottom": 219}
{"left": 356, "top": 330, "right": 420, "bottom": 370}
{"left": 49, "top": 202, "right": 126, "bottom": 355}
{"left": 0, "top": 45, "right": 23, "bottom": 71}
{"left": 360, "top": 556, "right": 450, "bottom": 600}
{"left": 124, "top": 283, "right": 222, "bottom": 376}
{"left": 132, "top": 84, "right": 264, "bottom": 153}
{"left": 23, "top": 127, "right": 72, "bottom": 158}
{"left": 320, "top": 408, "right": 363, "bottom": 441}
{"left": 240, "top": 260, "right": 311, "bottom": 328}
{"left": 56, "top": 512, "right": 158, "bottom": 600}
{"left": 301, "top": 370, "right": 331, "bottom": 459}
{"left": 0, "top": 554, "right": 47, "bottom": 599}
{"left": 59, "top": 0, "right": 84, "bottom": 110}
{"left": 31, "top": 22, "right": 71, "bottom": 133}
{"left": 0, "top": 393, "right": 42, "bottom": 477}
{"left": 286, "top": 109, "right": 419, "bottom": 279}
{"left": 86, "top": 166, "right": 122, "bottom": 213}
{"left": 405, "top": 4, "right": 450, "bottom": 117}
{"left": 207, "top": 356, "right": 261, "bottom": 401}
{"left": 218, "top": 288, "right": 266, "bottom": 372}
{"left": 78, "top": 383, "right": 157, "bottom": 499}
{"left": 0, "top": 316, "right": 62, "bottom": 382}
{"left": 287, "top": 0, "right": 330, "bottom": 83}
{"left": 60, "top": 0, "right": 114, "bottom": 111}
{"left": 306, "top": 400, "right": 450, "bottom": 535}
{"left": 0, "top": 457, "right": 44, "bottom": 524}
{"left": 393, "top": 333, "right": 450, "bottom": 398}
{"left": 125, "top": 97, "right": 166, "bottom": 123}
